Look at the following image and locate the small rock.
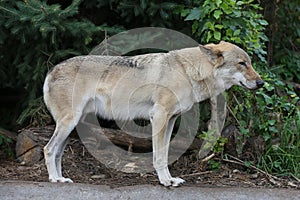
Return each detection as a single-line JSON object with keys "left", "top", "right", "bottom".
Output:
{"left": 288, "top": 181, "right": 297, "bottom": 188}
{"left": 250, "top": 173, "right": 259, "bottom": 179}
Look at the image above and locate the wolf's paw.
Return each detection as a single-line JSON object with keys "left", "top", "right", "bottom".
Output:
{"left": 160, "top": 177, "right": 185, "bottom": 187}
{"left": 49, "top": 177, "right": 73, "bottom": 183}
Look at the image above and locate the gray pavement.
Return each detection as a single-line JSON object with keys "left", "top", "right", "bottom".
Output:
{"left": 0, "top": 181, "right": 299, "bottom": 200}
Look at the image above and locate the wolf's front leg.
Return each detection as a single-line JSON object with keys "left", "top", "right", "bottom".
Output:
{"left": 150, "top": 104, "right": 185, "bottom": 187}
{"left": 198, "top": 94, "right": 227, "bottom": 158}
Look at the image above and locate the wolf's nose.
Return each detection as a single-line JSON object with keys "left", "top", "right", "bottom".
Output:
{"left": 256, "top": 79, "right": 264, "bottom": 88}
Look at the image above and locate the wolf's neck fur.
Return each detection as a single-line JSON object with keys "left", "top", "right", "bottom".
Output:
{"left": 172, "top": 47, "right": 228, "bottom": 102}
{"left": 190, "top": 77, "right": 226, "bottom": 102}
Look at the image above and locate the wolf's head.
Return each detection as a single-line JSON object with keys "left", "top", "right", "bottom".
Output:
{"left": 199, "top": 41, "right": 264, "bottom": 90}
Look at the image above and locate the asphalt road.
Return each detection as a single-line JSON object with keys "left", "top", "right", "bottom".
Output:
{"left": 1, "top": 181, "right": 299, "bottom": 200}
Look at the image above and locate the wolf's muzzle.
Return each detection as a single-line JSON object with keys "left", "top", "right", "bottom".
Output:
{"left": 256, "top": 79, "right": 264, "bottom": 88}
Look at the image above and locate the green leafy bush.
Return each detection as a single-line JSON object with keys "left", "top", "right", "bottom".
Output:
{"left": 179, "top": 0, "right": 300, "bottom": 178}
{"left": 181, "top": 0, "right": 268, "bottom": 62}
{"left": 228, "top": 71, "right": 300, "bottom": 178}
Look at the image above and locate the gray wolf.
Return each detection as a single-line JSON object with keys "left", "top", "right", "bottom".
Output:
{"left": 43, "top": 41, "right": 264, "bottom": 187}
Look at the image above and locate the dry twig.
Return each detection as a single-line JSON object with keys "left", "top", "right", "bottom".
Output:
{"left": 290, "top": 173, "right": 300, "bottom": 183}
{"left": 201, "top": 153, "right": 215, "bottom": 163}
{"left": 222, "top": 154, "right": 283, "bottom": 185}
{"left": 180, "top": 171, "right": 213, "bottom": 177}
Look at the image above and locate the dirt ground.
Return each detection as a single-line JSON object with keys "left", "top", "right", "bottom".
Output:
{"left": 0, "top": 137, "right": 299, "bottom": 189}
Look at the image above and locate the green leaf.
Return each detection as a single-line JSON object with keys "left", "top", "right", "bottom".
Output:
{"left": 214, "top": 31, "right": 221, "bottom": 40}
{"left": 206, "top": 31, "right": 213, "bottom": 42}
{"left": 192, "top": 21, "right": 199, "bottom": 34}
{"left": 233, "top": 10, "right": 241, "bottom": 17}
{"left": 268, "top": 120, "right": 276, "bottom": 126}
{"left": 262, "top": 93, "right": 273, "bottom": 105}
{"left": 263, "top": 134, "right": 271, "bottom": 141}
{"left": 263, "top": 82, "right": 275, "bottom": 92}
{"left": 215, "top": 24, "right": 224, "bottom": 29}
{"left": 259, "top": 124, "right": 266, "bottom": 130}
{"left": 269, "top": 126, "right": 278, "bottom": 133}
{"left": 236, "top": 1, "right": 244, "bottom": 6}
{"left": 213, "top": 10, "right": 222, "bottom": 19}
{"left": 221, "top": 3, "right": 233, "bottom": 15}
{"left": 180, "top": 9, "right": 190, "bottom": 17}
{"left": 253, "top": 42, "right": 261, "bottom": 49}
{"left": 259, "top": 19, "right": 268, "bottom": 26}
{"left": 216, "top": 0, "right": 222, "bottom": 7}
{"left": 205, "top": 21, "right": 214, "bottom": 30}
{"left": 226, "top": 29, "right": 233, "bottom": 36}
{"left": 185, "top": 8, "right": 201, "bottom": 21}
{"left": 233, "top": 29, "right": 241, "bottom": 36}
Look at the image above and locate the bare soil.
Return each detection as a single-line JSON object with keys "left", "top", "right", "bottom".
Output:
{"left": 0, "top": 137, "right": 298, "bottom": 189}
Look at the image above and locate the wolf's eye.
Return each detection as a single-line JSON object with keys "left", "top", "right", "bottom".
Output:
{"left": 239, "top": 61, "right": 247, "bottom": 67}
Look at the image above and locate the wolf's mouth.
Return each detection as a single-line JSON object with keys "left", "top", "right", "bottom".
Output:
{"left": 240, "top": 81, "right": 252, "bottom": 90}
{"left": 240, "top": 81, "right": 246, "bottom": 87}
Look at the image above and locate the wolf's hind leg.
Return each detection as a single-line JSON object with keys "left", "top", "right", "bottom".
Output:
{"left": 44, "top": 115, "right": 78, "bottom": 183}
{"left": 55, "top": 137, "right": 70, "bottom": 178}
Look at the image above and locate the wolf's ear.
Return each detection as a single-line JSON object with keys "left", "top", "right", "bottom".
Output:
{"left": 199, "top": 45, "right": 224, "bottom": 67}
